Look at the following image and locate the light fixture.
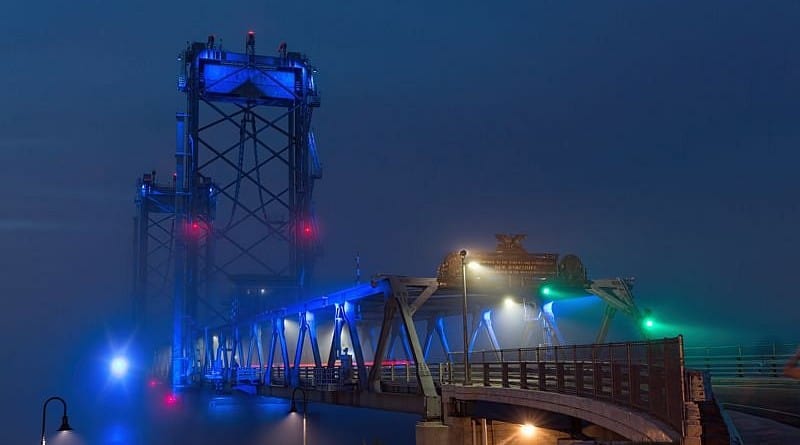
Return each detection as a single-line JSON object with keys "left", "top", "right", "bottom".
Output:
{"left": 289, "top": 387, "right": 309, "bottom": 445}
{"left": 110, "top": 356, "right": 129, "bottom": 378}
{"left": 459, "top": 249, "right": 471, "bottom": 385}
{"left": 520, "top": 423, "right": 535, "bottom": 437}
{"left": 41, "top": 396, "right": 74, "bottom": 445}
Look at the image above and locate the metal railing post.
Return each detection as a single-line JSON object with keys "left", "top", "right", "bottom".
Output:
{"left": 627, "top": 342, "right": 633, "bottom": 406}
{"left": 737, "top": 345, "right": 743, "bottom": 377}
{"left": 772, "top": 343, "right": 778, "bottom": 377}
{"left": 592, "top": 344, "right": 599, "bottom": 397}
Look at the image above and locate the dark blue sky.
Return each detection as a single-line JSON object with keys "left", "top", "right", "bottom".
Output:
{"left": 1, "top": 1, "right": 799, "bottom": 442}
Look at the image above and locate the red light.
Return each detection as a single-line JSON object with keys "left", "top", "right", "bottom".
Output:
{"left": 192, "top": 222, "right": 199, "bottom": 230}
{"left": 149, "top": 379, "right": 157, "bottom": 388}
{"left": 248, "top": 30, "right": 254, "bottom": 35}
{"left": 165, "top": 393, "right": 178, "bottom": 406}
{"left": 303, "top": 226, "right": 312, "bottom": 235}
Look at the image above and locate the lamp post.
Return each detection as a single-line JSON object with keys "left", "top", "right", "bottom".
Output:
{"left": 460, "top": 249, "right": 471, "bottom": 385}
{"left": 41, "top": 396, "right": 73, "bottom": 445}
{"left": 290, "top": 387, "right": 308, "bottom": 445}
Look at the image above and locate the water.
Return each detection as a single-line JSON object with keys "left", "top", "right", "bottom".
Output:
{"left": 48, "top": 382, "right": 420, "bottom": 445}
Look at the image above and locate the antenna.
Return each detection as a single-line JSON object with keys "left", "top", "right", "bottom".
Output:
{"left": 355, "top": 252, "right": 361, "bottom": 284}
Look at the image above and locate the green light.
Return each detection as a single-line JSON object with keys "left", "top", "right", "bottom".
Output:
{"left": 643, "top": 317, "right": 654, "bottom": 329}
{"left": 541, "top": 286, "right": 552, "bottom": 296}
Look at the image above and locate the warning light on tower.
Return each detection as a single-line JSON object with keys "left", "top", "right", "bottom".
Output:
{"left": 185, "top": 220, "right": 207, "bottom": 237}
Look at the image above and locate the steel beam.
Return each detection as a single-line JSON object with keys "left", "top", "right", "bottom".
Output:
{"left": 367, "top": 298, "right": 397, "bottom": 392}
{"left": 306, "top": 312, "right": 322, "bottom": 368}
{"left": 391, "top": 277, "right": 441, "bottom": 419}
{"left": 327, "top": 305, "right": 344, "bottom": 367}
{"left": 266, "top": 317, "right": 290, "bottom": 386}
{"left": 436, "top": 316, "right": 452, "bottom": 357}
{"left": 343, "top": 303, "right": 368, "bottom": 387}
{"left": 596, "top": 305, "right": 617, "bottom": 344}
{"left": 245, "top": 323, "right": 263, "bottom": 371}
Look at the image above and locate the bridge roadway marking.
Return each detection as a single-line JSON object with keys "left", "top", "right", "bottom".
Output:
{"left": 442, "top": 385, "right": 681, "bottom": 443}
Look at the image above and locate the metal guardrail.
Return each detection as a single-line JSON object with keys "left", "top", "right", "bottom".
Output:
{"left": 447, "top": 337, "right": 685, "bottom": 432}
{"left": 258, "top": 363, "right": 449, "bottom": 392}
{"left": 684, "top": 343, "right": 798, "bottom": 379}
{"left": 216, "top": 338, "right": 687, "bottom": 433}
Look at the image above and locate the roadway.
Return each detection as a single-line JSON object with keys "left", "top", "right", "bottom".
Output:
{"left": 708, "top": 379, "right": 800, "bottom": 444}
{"left": 712, "top": 379, "right": 800, "bottom": 427}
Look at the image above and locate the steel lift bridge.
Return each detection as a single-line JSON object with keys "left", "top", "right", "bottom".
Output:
{"left": 131, "top": 34, "right": 651, "bottom": 422}
{"left": 133, "top": 33, "right": 322, "bottom": 387}
{"left": 194, "top": 235, "right": 650, "bottom": 420}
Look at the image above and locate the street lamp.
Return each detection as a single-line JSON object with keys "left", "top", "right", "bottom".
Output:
{"left": 460, "top": 249, "right": 471, "bottom": 385}
{"left": 41, "top": 396, "right": 73, "bottom": 445}
{"left": 289, "top": 387, "right": 308, "bottom": 445}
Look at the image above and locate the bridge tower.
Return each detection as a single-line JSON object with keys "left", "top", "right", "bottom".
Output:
{"left": 133, "top": 33, "right": 322, "bottom": 387}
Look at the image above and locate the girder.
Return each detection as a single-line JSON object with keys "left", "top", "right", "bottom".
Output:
{"left": 586, "top": 278, "right": 645, "bottom": 342}
{"left": 134, "top": 36, "right": 323, "bottom": 387}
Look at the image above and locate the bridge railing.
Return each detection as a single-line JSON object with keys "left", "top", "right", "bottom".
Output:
{"left": 684, "top": 343, "right": 797, "bottom": 379}
{"left": 258, "top": 362, "right": 452, "bottom": 392}
{"left": 446, "top": 337, "right": 685, "bottom": 432}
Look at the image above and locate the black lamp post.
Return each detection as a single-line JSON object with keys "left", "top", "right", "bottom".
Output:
{"left": 289, "top": 387, "right": 308, "bottom": 445}
{"left": 41, "top": 396, "right": 73, "bottom": 445}
{"left": 460, "top": 249, "right": 471, "bottom": 385}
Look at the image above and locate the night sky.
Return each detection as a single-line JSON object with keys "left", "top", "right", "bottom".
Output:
{"left": 2, "top": 1, "right": 799, "bottom": 443}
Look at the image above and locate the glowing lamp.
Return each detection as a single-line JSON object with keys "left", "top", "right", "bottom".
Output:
{"left": 520, "top": 423, "right": 535, "bottom": 437}
{"left": 110, "top": 356, "right": 129, "bottom": 378}
{"left": 541, "top": 286, "right": 552, "bottom": 296}
{"left": 165, "top": 393, "right": 178, "bottom": 406}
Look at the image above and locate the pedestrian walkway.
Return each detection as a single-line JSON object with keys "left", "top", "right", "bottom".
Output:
{"left": 727, "top": 410, "right": 800, "bottom": 444}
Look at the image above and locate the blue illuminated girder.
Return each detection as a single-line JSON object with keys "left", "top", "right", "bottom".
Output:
{"left": 343, "top": 302, "right": 368, "bottom": 386}
{"left": 266, "top": 318, "right": 290, "bottom": 386}
{"left": 245, "top": 323, "right": 264, "bottom": 371}
{"left": 422, "top": 316, "right": 452, "bottom": 361}
{"left": 387, "top": 320, "right": 413, "bottom": 360}
{"left": 468, "top": 310, "right": 501, "bottom": 357}
{"left": 198, "top": 276, "right": 443, "bottom": 417}
{"left": 292, "top": 311, "right": 322, "bottom": 385}
{"left": 327, "top": 305, "right": 345, "bottom": 366}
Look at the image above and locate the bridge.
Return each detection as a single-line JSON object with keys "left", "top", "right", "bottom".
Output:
{"left": 132, "top": 35, "right": 745, "bottom": 444}
{"left": 144, "top": 274, "right": 738, "bottom": 444}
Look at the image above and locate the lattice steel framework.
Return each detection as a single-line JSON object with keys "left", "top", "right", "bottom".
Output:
{"left": 134, "top": 34, "right": 322, "bottom": 387}
{"left": 133, "top": 172, "right": 177, "bottom": 340}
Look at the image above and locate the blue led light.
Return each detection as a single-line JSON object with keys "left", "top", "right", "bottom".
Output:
{"left": 110, "top": 356, "right": 129, "bottom": 378}
{"left": 202, "top": 64, "right": 297, "bottom": 100}
{"left": 543, "top": 302, "right": 555, "bottom": 317}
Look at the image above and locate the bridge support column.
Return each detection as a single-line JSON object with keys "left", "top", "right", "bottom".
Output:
{"left": 442, "top": 417, "right": 471, "bottom": 445}
{"left": 367, "top": 277, "right": 442, "bottom": 420}
{"left": 415, "top": 421, "right": 449, "bottom": 445}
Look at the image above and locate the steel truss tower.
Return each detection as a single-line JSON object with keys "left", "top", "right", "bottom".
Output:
{"left": 134, "top": 33, "right": 321, "bottom": 387}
